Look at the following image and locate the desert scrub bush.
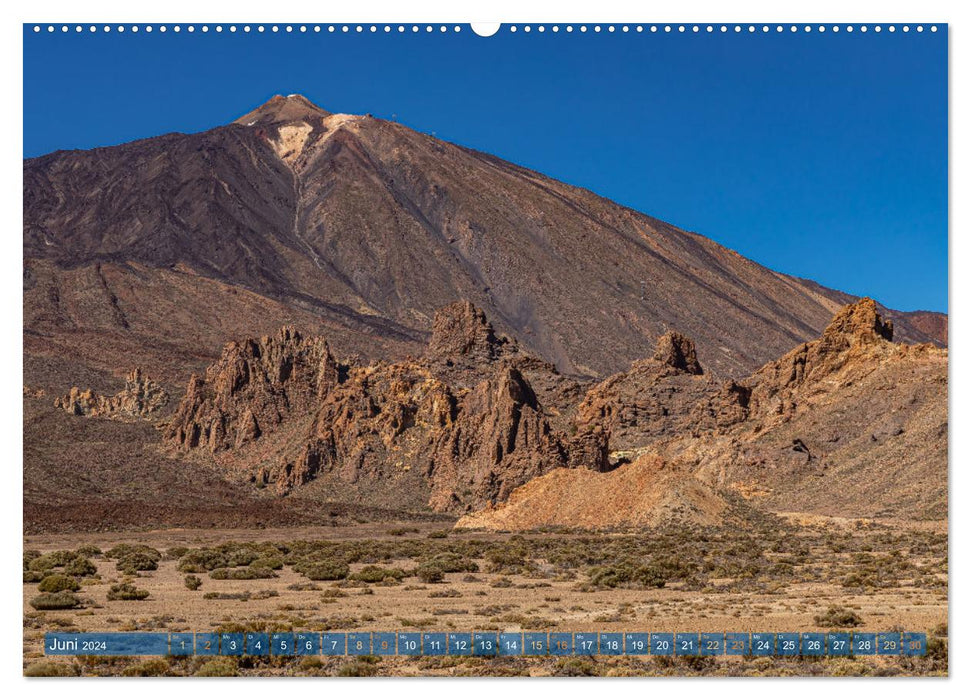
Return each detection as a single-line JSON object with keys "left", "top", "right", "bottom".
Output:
{"left": 553, "top": 658, "right": 598, "bottom": 676}
{"left": 116, "top": 552, "right": 159, "bottom": 575}
{"left": 23, "top": 570, "right": 46, "bottom": 583}
{"left": 107, "top": 583, "right": 150, "bottom": 601}
{"left": 416, "top": 562, "right": 445, "bottom": 583}
{"left": 814, "top": 606, "right": 864, "bottom": 628}
{"left": 194, "top": 657, "right": 238, "bottom": 677}
{"left": 30, "top": 591, "right": 81, "bottom": 610}
{"left": 23, "top": 661, "right": 78, "bottom": 677}
{"left": 64, "top": 556, "right": 97, "bottom": 577}
{"left": 27, "top": 551, "right": 80, "bottom": 572}
{"left": 388, "top": 527, "right": 418, "bottom": 536}
{"left": 485, "top": 549, "right": 536, "bottom": 575}
{"left": 23, "top": 549, "right": 41, "bottom": 569}
{"left": 423, "top": 552, "right": 479, "bottom": 574}
{"left": 336, "top": 658, "right": 379, "bottom": 676}
{"left": 122, "top": 659, "right": 170, "bottom": 677}
{"left": 75, "top": 545, "right": 102, "bottom": 558}
{"left": 209, "top": 566, "right": 277, "bottom": 580}
{"left": 294, "top": 559, "right": 350, "bottom": 581}
{"left": 588, "top": 561, "right": 666, "bottom": 589}
{"left": 841, "top": 572, "right": 878, "bottom": 588}
{"left": 184, "top": 574, "right": 202, "bottom": 591}
{"left": 106, "top": 544, "right": 162, "bottom": 561}
{"left": 164, "top": 546, "right": 189, "bottom": 560}
{"left": 38, "top": 574, "right": 81, "bottom": 593}
{"left": 427, "top": 530, "right": 449, "bottom": 539}
{"left": 349, "top": 565, "right": 407, "bottom": 583}
{"left": 250, "top": 556, "right": 285, "bottom": 570}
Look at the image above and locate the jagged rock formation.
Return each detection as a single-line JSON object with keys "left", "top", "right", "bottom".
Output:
{"left": 166, "top": 302, "right": 608, "bottom": 512}
{"left": 462, "top": 298, "right": 947, "bottom": 529}
{"left": 682, "top": 298, "right": 948, "bottom": 519}
{"left": 166, "top": 327, "right": 340, "bottom": 452}
{"left": 572, "top": 332, "right": 729, "bottom": 453}
{"left": 427, "top": 300, "right": 513, "bottom": 366}
{"left": 54, "top": 369, "right": 168, "bottom": 420}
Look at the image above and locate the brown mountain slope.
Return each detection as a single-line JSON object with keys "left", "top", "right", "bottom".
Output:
{"left": 24, "top": 94, "right": 944, "bottom": 388}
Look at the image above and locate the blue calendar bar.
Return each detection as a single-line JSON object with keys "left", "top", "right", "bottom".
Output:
{"left": 42, "top": 630, "right": 929, "bottom": 657}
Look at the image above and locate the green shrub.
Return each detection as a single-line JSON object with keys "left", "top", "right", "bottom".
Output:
{"left": 105, "top": 544, "right": 162, "bottom": 561}
{"left": 116, "top": 552, "right": 159, "bottom": 574}
{"left": 23, "top": 549, "right": 41, "bottom": 570}
{"left": 184, "top": 574, "right": 203, "bottom": 591}
{"left": 30, "top": 592, "right": 81, "bottom": 610}
{"left": 23, "top": 570, "right": 45, "bottom": 583}
{"left": 251, "top": 556, "right": 285, "bottom": 570}
{"left": 350, "top": 565, "right": 407, "bottom": 583}
{"left": 24, "top": 661, "right": 77, "bottom": 677}
{"left": 588, "top": 561, "right": 666, "bottom": 589}
{"left": 64, "top": 557, "right": 97, "bottom": 577}
{"left": 38, "top": 574, "right": 81, "bottom": 593}
{"left": 28, "top": 551, "right": 75, "bottom": 572}
{"left": 194, "top": 657, "right": 238, "bottom": 677}
{"left": 425, "top": 552, "right": 478, "bottom": 574}
{"left": 813, "top": 606, "right": 864, "bottom": 628}
{"left": 107, "top": 583, "right": 150, "bottom": 601}
{"left": 209, "top": 566, "right": 277, "bottom": 580}
{"left": 75, "top": 545, "right": 102, "bottom": 558}
{"left": 416, "top": 562, "right": 445, "bottom": 583}
{"left": 295, "top": 559, "right": 350, "bottom": 581}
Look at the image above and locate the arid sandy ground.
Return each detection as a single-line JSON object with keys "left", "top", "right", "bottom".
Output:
{"left": 23, "top": 518, "right": 948, "bottom": 677}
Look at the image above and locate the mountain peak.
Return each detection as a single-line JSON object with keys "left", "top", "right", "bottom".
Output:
{"left": 233, "top": 94, "right": 331, "bottom": 126}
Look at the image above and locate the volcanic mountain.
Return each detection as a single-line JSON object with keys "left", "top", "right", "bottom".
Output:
{"left": 24, "top": 94, "right": 944, "bottom": 398}
{"left": 23, "top": 95, "right": 947, "bottom": 531}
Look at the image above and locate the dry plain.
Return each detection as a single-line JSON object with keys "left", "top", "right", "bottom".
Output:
{"left": 23, "top": 517, "right": 948, "bottom": 677}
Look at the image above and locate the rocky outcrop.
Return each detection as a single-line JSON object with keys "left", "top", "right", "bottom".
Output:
{"left": 427, "top": 301, "right": 512, "bottom": 364}
{"left": 166, "top": 327, "right": 340, "bottom": 453}
{"left": 166, "top": 305, "right": 608, "bottom": 511}
{"left": 652, "top": 331, "right": 703, "bottom": 375}
{"left": 746, "top": 298, "right": 897, "bottom": 424}
{"left": 462, "top": 299, "right": 947, "bottom": 528}
{"left": 572, "top": 332, "right": 721, "bottom": 452}
{"left": 54, "top": 368, "right": 168, "bottom": 420}
{"left": 427, "top": 365, "right": 570, "bottom": 511}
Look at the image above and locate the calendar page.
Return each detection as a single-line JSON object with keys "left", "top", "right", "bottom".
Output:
{"left": 21, "top": 17, "right": 948, "bottom": 680}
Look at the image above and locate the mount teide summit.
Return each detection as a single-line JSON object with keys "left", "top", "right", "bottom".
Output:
{"left": 24, "top": 94, "right": 944, "bottom": 392}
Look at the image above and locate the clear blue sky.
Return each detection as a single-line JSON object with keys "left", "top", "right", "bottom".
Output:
{"left": 23, "top": 25, "right": 948, "bottom": 312}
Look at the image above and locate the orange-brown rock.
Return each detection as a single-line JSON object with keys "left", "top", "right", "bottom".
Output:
{"left": 54, "top": 368, "right": 168, "bottom": 420}
{"left": 455, "top": 454, "right": 728, "bottom": 530}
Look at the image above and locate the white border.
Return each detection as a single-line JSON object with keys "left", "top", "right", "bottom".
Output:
{"left": 2, "top": 1, "right": 963, "bottom": 698}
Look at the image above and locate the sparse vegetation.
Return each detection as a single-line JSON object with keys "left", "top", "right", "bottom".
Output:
{"left": 30, "top": 591, "right": 81, "bottom": 610}
{"left": 38, "top": 574, "right": 81, "bottom": 593}
{"left": 814, "top": 606, "right": 864, "bottom": 628}
{"left": 107, "top": 583, "right": 150, "bottom": 601}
